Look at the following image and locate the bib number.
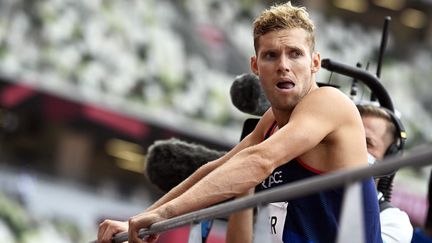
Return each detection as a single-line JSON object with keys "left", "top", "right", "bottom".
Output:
{"left": 268, "top": 202, "right": 288, "bottom": 242}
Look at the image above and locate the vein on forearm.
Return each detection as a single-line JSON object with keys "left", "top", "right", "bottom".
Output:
{"left": 163, "top": 149, "right": 271, "bottom": 218}
{"left": 146, "top": 160, "right": 219, "bottom": 212}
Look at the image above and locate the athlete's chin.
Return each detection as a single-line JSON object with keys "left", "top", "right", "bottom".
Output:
{"left": 270, "top": 101, "right": 296, "bottom": 112}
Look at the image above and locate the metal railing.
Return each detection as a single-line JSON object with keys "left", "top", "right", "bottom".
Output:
{"left": 89, "top": 144, "right": 432, "bottom": 243}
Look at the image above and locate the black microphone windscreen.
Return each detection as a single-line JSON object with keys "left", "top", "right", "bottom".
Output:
{"left": 145, "top": 138, "right": 226, "bottom": 192}
{"left": 230, "top": 73, "right": 270, "bottom": 116}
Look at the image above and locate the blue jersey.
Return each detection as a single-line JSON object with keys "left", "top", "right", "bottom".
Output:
{"left": 255, "top": 122, "right": 382, "bottom": 243}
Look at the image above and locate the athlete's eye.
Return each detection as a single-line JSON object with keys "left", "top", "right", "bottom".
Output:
{"left": 289, "top": 49, "right": 303, "bottom": 58}
{"left": 263, "top": 51, "right": 277, "bottom": 60}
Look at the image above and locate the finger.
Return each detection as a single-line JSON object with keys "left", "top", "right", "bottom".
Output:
{"left": 147, "top": 234, "right": 159, "bottom": 243}
{"left": 98, "top": 220, "right": 111, "bottom": 242}
{"left": 103, "top": 229, "right": 116, "bottom": 243}
{"left": 97, "top": 220, "right": 106, "bottom": 240}
{"left": 100, "top": 221, "right": 120, "bottom": 243}
{"left": 128, "top": 219, "right": 142, "bottom": 243}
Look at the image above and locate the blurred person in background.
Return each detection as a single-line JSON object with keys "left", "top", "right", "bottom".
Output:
{"left": 357, "top": 104, "right": 412, "bottom": 243}
{"left": 97, "top": 2, "right": 382, "bottom": 243}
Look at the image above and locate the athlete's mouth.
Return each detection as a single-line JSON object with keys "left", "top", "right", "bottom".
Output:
{"left": 276, "top": 81, "right": 295, "bottom": 90}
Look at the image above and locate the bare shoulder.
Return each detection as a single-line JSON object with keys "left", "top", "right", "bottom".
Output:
{"left": 290, "top": 86, "right": 361, "bottom": 135}
{"left": 294, "top": 88, "right": 367, "bottom": 170}
{"left": 308, "top": 86, "right": 353, "bottom": 104}
{"left": 298, "top": 86, "right": 358, "bottom": 116}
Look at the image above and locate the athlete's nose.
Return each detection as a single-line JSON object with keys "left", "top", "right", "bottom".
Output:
{"left": 277, "top": 55, "right": 290, "bottom": 73}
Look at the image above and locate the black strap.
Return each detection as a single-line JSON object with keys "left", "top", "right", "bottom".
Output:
{"left": 264, "top": 121, "right": 277, "bottom": 139}
{"left": 379, "top": 200, "right": 394, "bottom": 212}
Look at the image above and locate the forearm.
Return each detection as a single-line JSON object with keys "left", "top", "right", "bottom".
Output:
{"left": 145, "top": 160, "right": 220, "bottom": 212}
{"left": 146, "top": 133, "right": 262, "bottom": 215}
{"left": 160, "top": 150, "right": 269, "bottom": 218}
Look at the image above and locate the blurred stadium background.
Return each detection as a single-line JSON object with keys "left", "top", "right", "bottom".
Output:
{"left": 0, "top": 0, "right": 431, "bottom": 242}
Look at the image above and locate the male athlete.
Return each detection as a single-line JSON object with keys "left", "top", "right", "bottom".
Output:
{"left": 98, "top": 2, "right": 382, "bottom": 242}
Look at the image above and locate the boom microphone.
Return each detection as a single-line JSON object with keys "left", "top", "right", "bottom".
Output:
{"left": 230, "top": 73, "right": 270, "bottom": 117}
{"left": 145, "top": 138, "right": 226, "bottom": 192}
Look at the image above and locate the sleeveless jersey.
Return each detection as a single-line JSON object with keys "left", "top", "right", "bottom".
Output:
{"left": 255, "top": 121, "right": 382, "bottom": 243}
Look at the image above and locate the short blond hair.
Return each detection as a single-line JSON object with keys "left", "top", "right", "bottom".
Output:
{"left": 253, "top": 2, "right": 315, "bottom": 53}
{"left": 357, "top": 104, "right": 397, "bottom": 142}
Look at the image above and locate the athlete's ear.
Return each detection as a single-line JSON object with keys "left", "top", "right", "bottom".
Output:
{"left": 311, "top": 52, "right": 321, "bottom": 73}
{"left": 251, "top": 56, "right": 259, "bottom": 75}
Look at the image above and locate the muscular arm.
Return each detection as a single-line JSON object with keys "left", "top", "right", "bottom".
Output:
{"left": 127, "top": 87, "right": 367, "bottom": 243}
{"left": 145, "top": 159, "right": 221, "bottom": 212}
{"left": 145, "top": 122, "right": 266, "bottom": 212}
{"left": 261, "top": 87, "right": 367, "bottom": 171}
{"left": 98, "top": 119, "right": 265, "bottom": 243}
{"left": 156, "top": 87, "right": 364, "bottom": 218}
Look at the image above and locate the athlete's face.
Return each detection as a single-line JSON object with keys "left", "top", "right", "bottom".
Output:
{"left": 251, "top": 28, "right": 320, "bottom": 112}
{"left": 362, "top": 115, "right": 394, "bottom": 160}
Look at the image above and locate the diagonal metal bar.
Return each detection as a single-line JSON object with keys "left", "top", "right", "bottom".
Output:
{"left": 90, "top": 144, "right": 432, "bottom": 243}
